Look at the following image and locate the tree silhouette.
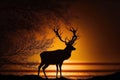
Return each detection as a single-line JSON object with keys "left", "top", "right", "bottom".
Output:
{"left": 0, "top": 0, "right": 78, "bottom": 66}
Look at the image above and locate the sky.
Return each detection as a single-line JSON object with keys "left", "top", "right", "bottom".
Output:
{"left": 69, "top": 1, "right": 119, "bottom": 62}
{"left": 0, "top": 0, "right": 120, "bottom": 71}
{"left": 69, "top": 1, "right": 120, "bottom": 62}
{"left": 0, "top": 1, "right": 120, "bottom": 79}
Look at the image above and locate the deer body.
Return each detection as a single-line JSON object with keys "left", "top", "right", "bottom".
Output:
{"left": 41, "top": 50, "right": 70, "bottom": 64}
{"left": 38, "top": 27, "right": 78, "bottom": 78}
{"left": 40, "top": 46, "right": 75, "bottom": 64}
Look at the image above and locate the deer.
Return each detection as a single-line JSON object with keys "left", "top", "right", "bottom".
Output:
{"left": 38, "top": 27, "right": 78, "bottom": 79}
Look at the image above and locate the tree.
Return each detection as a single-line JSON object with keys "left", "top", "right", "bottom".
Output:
{"left": 0, "top": 0, "right": 78, "bottom": 64}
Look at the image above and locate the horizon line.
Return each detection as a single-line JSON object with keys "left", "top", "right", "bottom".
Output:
{"left": 0, "top": 74, "right": 94, "bottom": 77}
{"left": 0, "top": 62, "right": 120, "bottom": 65}
{"left": 0, "top": 69, "right": 120, "bottom": 72}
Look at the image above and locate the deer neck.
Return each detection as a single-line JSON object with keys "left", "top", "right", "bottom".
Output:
{"left": 65, "top": 46, "right": 73, "bottom": 51}
{"left": 64, "top": 48, "right": 72, "bottom": 53}
{"left": 63, "top": 47, "right": 72, "bottom": 59}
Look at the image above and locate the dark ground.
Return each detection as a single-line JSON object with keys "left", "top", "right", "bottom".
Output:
{"left": 0, "top": 72, "right": 120, "bottom": 80}
{"left": 87, "top": 72, "right": 120, "bottom": 80}
{"left": 0, "top": 75, "right": 70, "bottom": 80}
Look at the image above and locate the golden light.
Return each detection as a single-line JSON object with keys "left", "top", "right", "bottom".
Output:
{"left": 29, "top": 25, "right": 88, "bottom": 63}
{"left": 27, "top": 25, "right": 109, "bottom": 79}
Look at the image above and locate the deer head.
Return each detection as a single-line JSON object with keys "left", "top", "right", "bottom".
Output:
{"left": 53, "top": 27, "right": 78, "bottom": 51}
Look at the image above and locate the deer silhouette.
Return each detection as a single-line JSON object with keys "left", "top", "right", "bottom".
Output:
{"left": 38, "top": 27, "right": 78, "bottom": 78}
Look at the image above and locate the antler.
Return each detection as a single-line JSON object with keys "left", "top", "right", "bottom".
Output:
{"left": 53, "top": 27, "right": 78, "bottom": 45}
{"left": 53, "top": 27, "right": 68, "bottom": 44}
{"left": 68, "top": 27, "right": 78, "bottom": 45}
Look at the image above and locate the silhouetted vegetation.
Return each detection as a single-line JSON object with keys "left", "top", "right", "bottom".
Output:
{"left": 0, "top": 0, "right": 75, "bottom": 64}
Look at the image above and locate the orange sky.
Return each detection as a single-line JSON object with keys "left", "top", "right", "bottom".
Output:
{"left": 28, "top": 1, "right": 120, "bottom": 63}
{"left": 1, "top": 0, "right": 120, "bottom": 65}
{"left": 29, "top": 23, "right": 120, "bottom": 63}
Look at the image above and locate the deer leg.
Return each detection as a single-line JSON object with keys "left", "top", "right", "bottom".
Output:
{"left": 38, "top": 62, "right": 44, "bottom": 76}
{"left": 56, "top": 64, "right": 58, "bottom": 78}
{"left": 42, "top": 64, "right": 49, "bottom": 79}
{"left": 59, "top": 63, "right": 63, "bottom": 78}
